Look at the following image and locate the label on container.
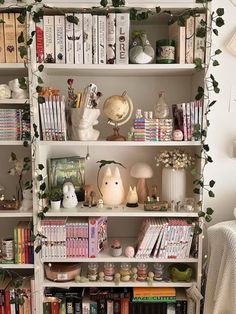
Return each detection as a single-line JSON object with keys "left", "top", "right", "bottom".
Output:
{"left": 157, "top": 46, "right": 175, "bottom": 61}
{"left": 57, "top": 273, "right": 68, "bottom": 280}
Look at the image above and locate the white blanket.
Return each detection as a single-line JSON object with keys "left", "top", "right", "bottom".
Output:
{"left": 204, "top": 220, "right": 236, "bottom": 314}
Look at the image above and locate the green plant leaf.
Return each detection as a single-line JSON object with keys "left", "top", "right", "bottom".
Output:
{"left": 196, "top": 26, "right": 206, "bottom": 38}
{"left": 208, "top": 190, "right": 215, "bottom": 198}
{"left": 24, "top": 157, "right": 30, "bottom": 162}
{"left": 193, "top": 188, "right": 200, "bottom": 194}
{"left": 27, "top": 38, "right": 33, "bottom": 46}
{"left": 194, "top": 225, "right": 202, "bottom": 235}
{"left": 213, "top": 60, "right": 219, "bottom": 66}
{"left": 23, "top": 140, "right": 29, "bottom": 147}
{"left": 11, "top": 152, "right": 17, "bottom": 161}
{"left": 66, "top": 15, "right": 79, "bottom": 25}
{"left": 213, "top": 29, "right": 219, "bottom": 36}
{"left": 198, "top": 211, "right": 205, "bottom": 217}
{"left": 216, "top": 17, "right": 225, "bottom": 27}
{"left": 19, "top": 46, "right": 27, "bottom": 58}
{"left": 17, "top": 13, "right": 26, "bottom": 24}
{"left": 38, "top": 64, "right": 44, "bottom": 72}
{"left": 215, "top": 49, "right": 222, "bottom": 55}
{"left": 38, "top": 164, "right": 44, "bottom": 170}
{"left": 194, "top": 58, "right": 203, "bottom": 70}
{"left": 43, "top": 206, "right": 49, "bottom": 213}
{"left": 209, "top": 100, "right": 216, "bottom": 108}
{"left": 100, "top": 0, "right": 108, "bottom": 6}
{"left": 36, "top": 86, "right": 43, "bottom": 93}
{"left": 38, "top": 96, "right": 45, "bottom": 104}
{"left": 205, "top": 215, "right": 212, "bottom": 223}
{"left": 209, "top": 180, "right": 215, "bottom": 187}
{"left": 18, "top": 77, "right": 27, "bottom": 90}
{"left": 37, "top": 77, "right": 43, "bottom": 84}
{"left": 40, "top": 182, "right": 46, "bottom": 191}
{"left": 206, "top": 207, "right": 214, "bottom": 215}
{"left": 130, "top": 8, "right": 137, "bottom": 20}
{"left": 207, "top": 156, "right": 213, "bottom": 163}
{"left": 35, "top": 245, "right": 42, "bottom": 253}
{"left": 18, "top": 31, "right": 24, "bottom": 44}
{"left": 216, "top": 8, "right": 224, "bottom": 16}
{"left": 203, "top": 144, "right": 209, "bottom": 151}
{"left": 214, "top": 87, "right": 220, "bottom": 93}
{"left": 156, "top": 6, "right": 161, "bottom": 14}
{"left": 37, "top": 174, "right": 43, "bottom": 181}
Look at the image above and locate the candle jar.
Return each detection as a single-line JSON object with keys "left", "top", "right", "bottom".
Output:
{"left": 156, "top": 39, "right": 176, "bottom": 64}
{"left": 104, "top": 262, "right": 115, "bottom": 282}
{"left": 120, "top": 263, "right": 131, "bottom": 282}
{"left": 88, "top": 263, "right": 99, "bottom": 281}
{"left": 2, "top": 238, "right": 14, "bottom": 261}
{"left": 153, "top": 263, "right": 165, "bottom": 281}
{"left": 137, "top": 263, "right": 148, "bottom": 281}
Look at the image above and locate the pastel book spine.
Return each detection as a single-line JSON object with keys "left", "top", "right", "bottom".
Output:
{"left": 106, "top": 13, "right": 116, "bottom": 64}
{"left": 190, "top": 101, "right": 195, "bottom": 140}
{"left": 54, "top": 15, "right": 66, "bottom": 64}
{"left": 92, "top": 15, "right": 98, "bottom": 64}
{"left": 185, "top": 16, "right": 194, "bottom": 64}
{"left": 65, "top": 14, "right": 74, "bottom": 64}
{"left": 14, "top": 226, "right": 18, "bottom": 263}
{"left": 194, "top": 13, "right": 206, "bottom": 63}
{"left": 186, "top": 102, "right": 191, "bottom": 140}
{"left": 98, "top": 15, "right": 106, "bottom": 64}
{"left": 15, "top": 13, "right": 27, "bottom": 63}
{"left": 0, "top": 13, "right": 5, "bottom": 62}
{"left": 116, "top": 13, "right": 130, "bottom": 64}
{"left": 3, "top": 13, "right": 17, "bottom": 63}
{"left": 182, "top": 103, "right": 188, "bottom": 141}
{"left": 43, "top": 15, "right": 55, "bottom": 63}
{"left": 74, "top": 13, "right": 84, "bottom": 64}
{"left": 168, "top": 21, "right": 186, "bottom": 64}
{"left": 36, "top": 18, "right": 44, "bottom": 63}
{"left": 88, "top": 218, "right": 98, "bottom": 257}
{"left": 60, "top": 96, "right": 67, "bottom": 141}
{"left": 107, "top": 300, "right": 113, "bottom": 314}
{"left": 83, "top": 13, "right": 92, "bottom": 64}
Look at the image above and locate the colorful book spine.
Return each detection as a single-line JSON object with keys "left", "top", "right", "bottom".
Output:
{"left": 116, "top": 13, "right": 130, "bottom": 64}
{"left": 194, "top": 13, "right": 206, "bottom": 62}
{"left": 0, "top": 13, "right": 5, "bottom": 62}
{"left": 74, "top": 13, "right": 84, "bottom": 64}
{"left": 3, "top": 13, "right": 17, "bottom": 63}
{"left": 106, "top": 13, "right": 116, "bottom": 64}
{"left": 15, "top": 13, "right": 27, "bottom": 63}
{"left": 185, "top": 16, "right": 195, "bottom": 64}
{"left": 43, "top": 15, "right": 55, "bottom": 63}
{"left": 54, "top": 15, "right": 66, "bottom": 64}
{"left": 98, "top": 15, "right": 106, "bottom": 64}
{"left": 65, "top": 14, "right": 74, "bottom": 64}
{"left": 36, "top": 18, "right": 44, "bottom": 63}
{"left": 92, "top": 15, "right": 98, "bottom": 64}
{"left": 83, "top": 14, "right": 92, "bottom": 64}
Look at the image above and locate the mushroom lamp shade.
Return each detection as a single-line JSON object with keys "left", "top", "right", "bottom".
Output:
{"left": 130, "top": 162, "right": 153, "bottom": 203}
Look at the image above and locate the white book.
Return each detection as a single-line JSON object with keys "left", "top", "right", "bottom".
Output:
{"left": 55, "top": 96, "right": 62, "bottom": 140}
{"left": 92, "top": 15, "right": 98, "bottom": 64}
{"left": 190, "top": 101, "right": 195, "bottom": 140}
{"left": 116, "top": 13, "right": 130, "bottom": 64}
{"left": 107, "top": 13, "right": 116, "bottom": 64}
{"left": 48, "top": 96, "right": 55, "bottom": 140}
{"left": 52, "top": 96, "right": 59, "bottom": 140}
{"left": 153, "top": 220, "right": 164, "bottom": 257}
{"left": 74, "top": 13, "right": 84, "bottom": 64}
{"left": 60, "top": 96, "right": 67, "bottom": 141}
{"left": 198, "top": 100, "right": 203, "bottom": 131}
{"left": 54, "top": 15, "right": 66, "bottom": 63}
{"left": 142, "top": 218, "right": 156, "bottom": 258}
{"left": 43, "top": 15, "right": 55, "bottom": 63}
{"left": 39, "top": 103, "right": 46, "bottom": 140}
{"left": 185, "top": 16, "right": 194, "bottom": 64}
{"left": 194, "top": 13, "right": 206, "bottom": 62}
{"left": 98, "top": 15, "right": 107, "bottom": 64}
{"left": 41, "top": 102, "right": 49, "bottom": 140}
{"left": 169, "top": 21, "right": 186, "bottom": 64}
{"left": 146, "top": 219, "right": 161, "bottom": 258}
{"left": 65, "top": 13, "right": 74, "bottom": 64}
{"left": 45, "top": 98, "right": 52, "bottom": 140}
{"left": 182, "top": 103, "right": 188, "bottom": 141}
{"left": 83, "top": 13, "right": 92, "bottom": 64}
{"left": 135, "top": 219, "right": 151, "bottom": 258}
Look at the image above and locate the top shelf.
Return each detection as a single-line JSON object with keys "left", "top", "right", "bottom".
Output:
{"left": 43, "top": 64, "right": 197, "bottom": 77}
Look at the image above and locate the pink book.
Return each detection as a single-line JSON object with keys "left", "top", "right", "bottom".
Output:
{"left": 182, "top": 103, "right": 188, "bottom": 141}
{"left": 89, "top": 217, "right": 108, "bottom": 257}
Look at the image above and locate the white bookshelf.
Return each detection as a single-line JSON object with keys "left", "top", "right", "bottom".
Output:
{"left": 0, "top": 99, "right": 29, "bottom": 104}
{"left": 0, "top": 141, "right": 26, "bottom": 146}
{"left": 0, "top": 210, "right": 33, "bottom": 217}
{"left": 0, "top": 63, "right": 27, "bottom": 75}
{"left": 0, "top": 264, "right": 34, "bottom": 269}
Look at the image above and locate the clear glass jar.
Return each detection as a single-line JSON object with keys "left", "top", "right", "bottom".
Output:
{"left": 104, "top": 262, "right": 115, "bottom": 282}
{"left": 154, "top": 91, "right": 169, "bottom": 119}
{"left": 153, "top": 263, "right": 165, "bottom": 281}
{"left": 120, "top": 263, "right": 131, "bottom": 282}
{"left": 137, "top": 262, "right": 148, "bottom": 281}
{"left": 88, "top": 263, "right": 99, "bottom": 281}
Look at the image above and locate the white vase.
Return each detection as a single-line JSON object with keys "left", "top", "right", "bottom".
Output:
{"left": 161, "top": 168, "right": 186, "bottom": 203}
{"left": 50, "top": 200, "right": 61, "bottom": 211}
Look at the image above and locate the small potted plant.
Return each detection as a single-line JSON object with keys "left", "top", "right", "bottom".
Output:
{"left": 110, "top": 239, "right": 122, "bottom": 257}
{"left": 49, "top": 187, "right": 63, "bottom": 211}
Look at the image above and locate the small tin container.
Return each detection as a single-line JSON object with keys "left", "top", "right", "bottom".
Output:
{"left": 156, "top": 40, "right": 176, "bottom": 64}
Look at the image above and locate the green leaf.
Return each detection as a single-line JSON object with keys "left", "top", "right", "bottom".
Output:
{"left": 216, "top": 8, "right": 224, "bottom": 16}
{"left": 100, "top": 0, "right": 108, "bottom": 6}
{"left": 23, "top": 140, "right": 29, "bottom": 147}
{"left": 201, "top": 129, "right": 207, "bottom": 137}
{"left": 194, "top": 58, "right": 203, "bottom": 70}
{"left": 193, "top": 188, "right": 200, "bottom": 194}
{"left": 37, "top": 174, "right": 43, "bottom": 181}
{"left": 26, "top": 5, "right": 33, "bottom": 12}
{"left": 194, "top": 225, "right": 202, "bottom": 235}
{"left": 38, "top": 64, "right": 44, "bottom": 72}
{"left": 215, "top": 49, "right": 222, "bottom": 55}
{"left": 216, "top": 17, "right": 225, "bottom": 27}
{"left": 24, "top": 157, "right": 30, "bottom": 163}
{"left": 206, "top": 207, "right": 214, "bottom": 215}
{"left": 11, "top": 152, "right": 17, "bottom": 161}
{"left": 213, "top": 29, "right": 219, "bottom": 36}
{"left": 18, "top": 31, "right": 24, "bottom": 44}
{"left": 19, "top": 46, "right": 27, "bottom": 59}
{"left": 38, "top": 164, "right": 44, "bottom": 170}
{"left": 38, "top": 96, "right": 45, "bottom": 104}
{"left": 66, "top": 15, "right": 79, "bottom": 25}
{"left": 130, "top": 8, "right": 137, "bottom": 20}
{"left": 208, "top": 190, "right": 215, "bottom": 198}
{"left": 17, "top": 14, "right": 26, "bottom": 25}
{"left": 36, "top": 86, "right": 43, "bottom": 93}
{"left": 35, "top": 245, "right": 42, "bottom": 253}
{"left": 156, "top": 6, "right": 161, "bottom": 14}
{"left": 205, "top": 215, "right": 212, "bottom": 223}
{"left": 191, "top": 168, "right": 197, "bottom": 176}
{"left": 214, "top": 87, "right": 220, "bottom": 93}
{"left": 197, "top": 201, "right": 202, "bottom": 207}
{"left": 43, "top": 206, "right": 49, "bottom": 213}
{"left": 209, "top": 180, "right": 215, "bottom": 188}
{"left": 37, "top": 77, "right": 43, "bottom": 84}
{"left": 40, "top": 182, "right": 46, "bottom": 191}
{"left": 18, "top": 77, "right": 27, "bottom": 90}
{"left": 203, "top": 144, "right": 209, "bottom": 151}
{"left": 196, "top": 26, "right": 206, "bottom": 38}
{"left": 198, "top": 211, "right": 205, "bottom": 217}
{"left": 213, "top": 60, "right": 219, "bottom": 66}
{"left": 209, "top": 100, "right": 216, "bottom": 108}
{"left": 0, "top": 0, "right": 4, "bottom": 4}
{"left": 27, "top": 38, "right": 33, "bottom": 46}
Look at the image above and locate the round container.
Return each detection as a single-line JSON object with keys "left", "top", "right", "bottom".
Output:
{"left": 2, "top": 238, "right": 14, "bottom": 261}
{"left": 137, "top": 263, "right": 148, "bottom": 281}
{"left": 156, "top": 40, "right": 176, "bottom": 64}
{"left": 120, "top": 263, "right": 131, "bottom": 282}
{"left": 88, "top": 263, "right": 99, "bottom": 281}
{"left": 153, "top": 263, "right": 165, "bottom": 281}
{"left": 44, "top": 263, "right": 81, "bottom": 282}
{"left": 104, "top": 262, "right": 115, "bottom": 282}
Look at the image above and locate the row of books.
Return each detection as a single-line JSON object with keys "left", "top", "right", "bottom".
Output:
{"left": 14, "top": 221, "right": 34, "bottom": 264}
{"left": 135, "top": 218, "right": 194, "bottom": 259}
{"left": 0, "top": 13, "right": 27, "bottom": 63}
{"left": 36, "top": 13, "right": 129, "bottom": 65}
{"left": 39, "top": 96, "right": 67, "bottom": 141}
{"left": 0, "top": 109, "right": 30, "bottom": 141}
{"left": 169, "top": 13, "right": 206, "bottom": 64}
{"left": 41, "top": 217, "right": 108, "bottom": 259}
{"left": 172, "top": 100, "right": 204, "bottom": 141}
{"left": 43, "top": 287, "right": 194, "bottom": 314}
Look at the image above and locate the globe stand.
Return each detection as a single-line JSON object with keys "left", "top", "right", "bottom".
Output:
{"left": 106, "top": 127, "right": 126, "bottom": 141}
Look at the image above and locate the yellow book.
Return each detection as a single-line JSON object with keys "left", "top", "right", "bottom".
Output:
{"left": 3, "top": 12, "right": 17, "bottom": 63}
{"left": 15, "top": 13, "right": 27, "bottom": 63}
{"left": 0, "top": 13, "right": 5, "bottom": 62}
{"left": 17, "top": 222, "right": 22, "bottom": 264}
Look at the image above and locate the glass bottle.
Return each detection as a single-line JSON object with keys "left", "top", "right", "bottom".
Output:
{"left": 153, "top": 263, "right": 165, "bottom": 281}
{"left": 154, "top": 91, "right": 169, "bottom": 119}
{"left": 88, "top": 263, "right": 99, "bottom": 281}
{"left": 104, "top": 262, "right": 115, "bottom": 282}
{"left": 120, "top": 263, "right": 131, "bottom": 282}
{"left": 137, "top": 262, "right": 148, "bottom": 281}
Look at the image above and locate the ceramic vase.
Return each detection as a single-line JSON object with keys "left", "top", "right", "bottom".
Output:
{"left": 161, "top": 168, "right": 186, "bottom": 203}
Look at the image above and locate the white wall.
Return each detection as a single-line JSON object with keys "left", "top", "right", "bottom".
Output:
{"left": 205, "top": 0, "right": 236, "bottom": 225}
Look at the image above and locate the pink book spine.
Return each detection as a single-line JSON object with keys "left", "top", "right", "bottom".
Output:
{"left": 182, "top": 103, "right": 188, "bottom": 141}
{"left": 89, "top": 218, "right": 98, "bottom": 257}
{"left": 186, "top": 102, "right": 191, "bottom": 141}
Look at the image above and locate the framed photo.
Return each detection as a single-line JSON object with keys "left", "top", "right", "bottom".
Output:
{"left": 48, "top": 156, "right": 85, "bottom": 200}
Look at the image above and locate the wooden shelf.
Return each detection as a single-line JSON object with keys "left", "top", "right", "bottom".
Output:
{"left": 0, "top": 264, "right": 34, "bottom": 269}
{"left": 43, "top": 64, "right": 196, "bottom": 76}
{"left": 0, "top": 210, "right": 33, "bottom": 217}
{"left": 0, "top": 64, "right": 27, "bottom": 75}
{"left": 0, "top": 99, "right": 29, "bottom": 104}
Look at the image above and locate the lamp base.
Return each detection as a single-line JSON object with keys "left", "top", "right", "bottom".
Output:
{"left": 106, "top": 127, "right": 126, "bottom": 141}
{"left": 126, "top": 202, "right": 138, "bottom": 208}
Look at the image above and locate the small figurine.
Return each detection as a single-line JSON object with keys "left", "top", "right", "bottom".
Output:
{"left": 97, "top": 199, "right": 104, "bottom": 209}
{"left": 126, "top": 186, "right": 138, "bottom": 208}
{"left": 124, "top": 246, "right": 135, "bottom": 258}
{"left": 67, "top": 79, "right": 77, "bottom": 108}
{"left": 131, "top": 267, "right": 138, "bottom": 282}
{"left": 98, "top": 271, "right": 105, "bottom": 282}
{"left": 62, "top": 182, "right": 78, "bottom": 209}
{"left": 114, "top": 273, "right": 121, "bottom": 285}
{"left": 173, "top": 129, "right": 184, "bottom": 141}
{"left": 129, "top": 30, "right": 155, "bottom": 64}
{"left": 84, "top": 185, "right": 97, "bottom": 207}
{"left": 0, "top": 84, "right": 11, "bottom": 99}
{"left": 171, "top": 200, "right": 175, "bottom": 212}
{"left": 20, "top": 189, "right": 33, "bottom": 211}
{"left": 147, "top": 271, "right": 155, "bottom": 286}
{"left": 110, "top": 239, "right": 122, "bottom": 257}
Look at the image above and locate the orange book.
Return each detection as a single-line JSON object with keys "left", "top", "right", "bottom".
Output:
{"left": 121, "top": 298, "right": 129, "bottom": 314}
{"left": 17, "top": 222, "right": 22, "bottom": 264}
{"left": 3, "top": 13, "right": 17, "bottom": 63}
{"left": 133, "top": 287, "right": 176, "bottom": 297}
{"left": 0, "top": 13, "right": 5, "bottom": 62}
{"left": 15, "top": 13, "right": 27, "bottom": 63}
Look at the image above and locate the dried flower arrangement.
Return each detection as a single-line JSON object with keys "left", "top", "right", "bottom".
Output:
{"left": 155, "top": 149, "right": 195, "bottom": 170}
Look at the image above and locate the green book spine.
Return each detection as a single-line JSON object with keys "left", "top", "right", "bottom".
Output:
{"left": 132, "top": 296, "right": 176, "bottom": 303}
{"left": 14, "top": 227, "right": 18, "bottom": 263}
{"left": 59, "top": 301, "right": 66, "bottom": 314}
{"left": 90, "top": 303, "right": 97, "bottom": 314}
{"left": 43, "top": 302, "right": 52, "bottom": 314}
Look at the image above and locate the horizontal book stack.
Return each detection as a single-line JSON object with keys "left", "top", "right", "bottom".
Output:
{"left": 41, "top": 217, "right": 108, "bottom": 259}
{"left": 169, "top": 13, "right": 206, "bottom": 64}
{"left": 38, "top": 96, "right": 67, "bottom": 141}
{"left": 0, "top": 108, "right": 30, "bottom": 141}
{"left": 36, "top": 13, "right": 130, "bottom": 64}
{"left": 0, "top": 12, "right": 27, "bottom": 63}
{"left": 14, "top": 221, "right": 34, "bottom": 264}
{"left": 135, "top": 218, "right": 194, "bottom": 259}
{"left": 172, "top": 100, "right": 204, "bottom": 141}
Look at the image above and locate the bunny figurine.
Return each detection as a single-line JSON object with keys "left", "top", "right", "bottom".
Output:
{"left": 62, "top": 182, "right": 78, "bottom": 209}
{"left": 126, "top": 186, "right": 138, "bottom": 207}
{"left": 20, "top": 189, "right": 33, "bottom": 211}
{"left": 100, "top": 167, "right": 125, "bottom": 206}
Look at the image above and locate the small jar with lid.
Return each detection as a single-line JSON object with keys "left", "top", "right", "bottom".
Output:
{"left": 137, "top": 262, "right": 148, "bottom": 281}
{"left": 156, "top": 39, "right": 176, "bottom": 64}
{"left": 153, "top": 263, "right": 165, "bottom": 281}
{"left": 120, "top": 263, "right": 131, "bottom": 282}
{"left": 88, "top": 263, "right": 99, "bottom": 281}
{"left": 104, "top": 262, "right": 115, "bottom": 282}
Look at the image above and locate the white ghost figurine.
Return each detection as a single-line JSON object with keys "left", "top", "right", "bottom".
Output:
{"left": 126, "top": 186, "right": 138, "bottom": 207}
{"left": 100, "top": 167, "right": 125, "bottom": 206}
{"left": 20, "top": 189, "right": 33, "bottom": 211}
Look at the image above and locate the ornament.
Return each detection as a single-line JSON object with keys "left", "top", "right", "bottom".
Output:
{"left": 173, "top": 129, "right": 184, "bottom": 141}
{"left": 0, "top": 84, "right": 11, "bottom": 99}
{"left": 62, "top": 182, "right": 78, "bottom": 209}
{"left": 124, "top": 246, "right": 135, "bottom": 258}
{"left": 129, "top": 30, "right": 155, "bottom": 64}
{"left": 126, "top": 186, "right": 138, "bottom": 207}
{"left": 110, "top": 239, "right": 122, "bottom": 257}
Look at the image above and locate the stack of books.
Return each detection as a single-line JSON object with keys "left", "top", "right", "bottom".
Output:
{"left": 135, "top": 218, "right": 194, "bottom": 259}
{"left": 41, "top": 217, "right": 108, "bottom": 259}
{"left": 38, "top": 96, "right": 67, "bottom": 141}
{"left": 36, "top": 13, "right": 130, "bottom": 64}
{"left": 0, "top": 12, "right": 27, "bottom": 63}
{"left": 0, "top": 108, "right": 30, "bottom": 141}
{"left": 14, "top": 221, "right": 34, "bottom": 264}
